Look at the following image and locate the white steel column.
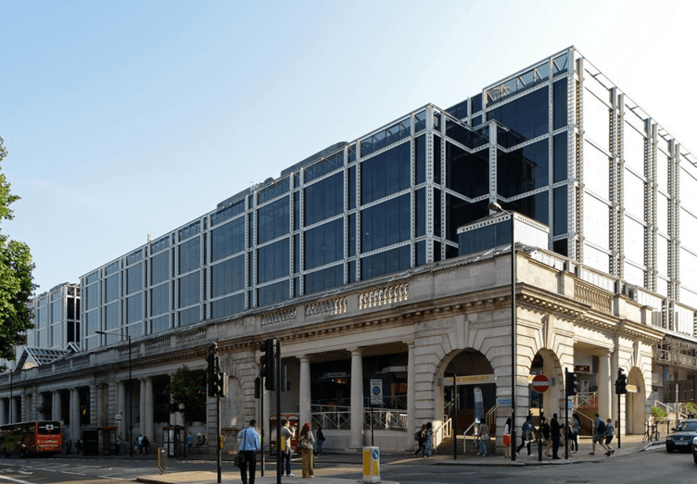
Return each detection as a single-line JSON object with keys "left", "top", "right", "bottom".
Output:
{"left": 406, "top": 341, "right": 416, "bottom": 451}
{"left": 299, "top": 356, "right": 311, "bottom": 429}
{"left": 145, "top": 377, "right": 154, "bottom": 442}
{"left": 70, "top": 388, "right": 80, "bottom": 440}
{"left": 598, "top": 352, "right": 612, "bottom": 421}
{"left": 349, "top": 348, "right": 364, "bottom": 449}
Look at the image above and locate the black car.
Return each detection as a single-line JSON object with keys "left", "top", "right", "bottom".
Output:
{"left": 666, "top": 419, "right": 697, "bottom": 452}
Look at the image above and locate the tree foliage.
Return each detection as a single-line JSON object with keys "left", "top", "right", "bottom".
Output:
{"left": 0, "top": 136, "right": 35, "bottom": 367}
{"left": 165, "top": 365, "right": 206, "bottom": 423}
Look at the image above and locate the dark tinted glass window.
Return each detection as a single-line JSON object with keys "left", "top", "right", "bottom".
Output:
{"left": 446, "top": 196, "right": 489, "bottom": 241}
{"left": 553, "top": 238, "right": 568, "bottom": 257}
{"left": 305, "top": 152, "right": 344, "bottom": 183}
{"left": 446, "top": 99, "right": 468, "bottom": 119}
{"left": 105, "top": 274, "right": 119, "bottom": 303}
{"left": 416, "top": 241, "right": 426, "bottom": 266}
{"left": 127, "top": 293, "right": 142, "bottom": 323}
{"left": 151, "top": 283, "right": 169, "bottom": 316}
{"left": 553, "top": 132, "right": 568, "bottom": 183}
{"left": 416, "top": 189, "right": 426, "bottom": 237}
{"left": 258, "top": 280, "right": 288, "bottom": 307}
{"left": 258, "top": 197, "right": 289, "bottom": 244}
{"left": 348, "top": 166, "right": 356, "bottom": 209}
{"left": 211, "top": 255, "right": 245, "bottom": 298}
{"left": 361, "top": 245, "right": 411, "bottom": 280}
{"left": 248, "top": 213, "right": 254, "bottom": 247}
{"left": 361, "top": 195, "right": 411, "bottom": 252}
{"left": 434, "top": 189, "right": 441, "bottom": 237}
{"left": 293, "top": 234, "right": 300, "bottom": 274}
{"left": 553, "top": 185, "right": 568, "bottom": 236}
{"left": 304, "top": 219, "right": 344, "bottom": 270}
{"left": 304, "top": 173, "right": 344, "bottom": 226}
{"left": 361, "top": 143, "right": 410, "bottom": 204}
{"left": 458, "top": 220, "right": 511, "bottom": 255}
{"left": 487, "top": 87, "right": 548, "bottom": 140}
{"left": 211, "top": 293, "right": 245, "bottom": 319}
{"left": 211, "top": 199, "right": 245, "bottom": 226}
{"left": 151, "top": 251, "right": 169, "bottom": 285}
{"left": 304, "top": 265, "right": 344, "bottom": 295}
{"left": 349, "top": 213, "right": 356, "bottom": 257}
{"left": 127, "top": 263, "right": 143, "bottom": 295}
{"left": 348, "top": 260, "right": 356, "bottom": 283}
{"left": 497, "top": 139, "right": 549, "bottom": 198}
{"left": 179, "top": 306, "right": 199, "bottom": 326}
{"left": 258, "top": 178, "right": 289, "bottom": 205}
{"left": 293, "top": 191, "right": 300, "bottom": 231}
{"left": 106, "top": 302, "right": 119, "bottom": 329}
{"left": 257, "top": 238, "right": 290, "bottom": 283}
{"left": 179, "top": 237, "right": 200, "bottom": 274}
{"left": 471, "top": 94, "right": 482, "bottom": 113}
{"left": 415, "top": 135, "right": 426, "bottom": 185}
{"left": 211, "top": 217, "right": 245, "bottom": 262}
{"left": 433, "top": 135, "right": 442, "bottom": 184}
{"left": 502, "top": 191, "right": 549, "bottom": 227}
{"left": 152, "top": 314, "right": 170, "bottom": 333}
{"left": 553, "top": 78, "right": 568, "bottom": 130}
{"left": 446, "top": 143, "right": 489, "bottom": 197}
{"left": 179, "top": 271, "right": 200, "bottom": 307}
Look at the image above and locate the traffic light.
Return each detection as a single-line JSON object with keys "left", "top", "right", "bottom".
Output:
{"left": 566, "top": 371, "right": 579, "bottom": 396}
{"left": 254, "top": 376, "right": 261, "bottom": 399}
{"left": 615, "top": 368, "right": 627, "bottom": 394}
{"left": 260, "top": 338, "right": 276, "bottom": 391}
{"left": 207, "top": 353, "right": 217, "bottom": 397}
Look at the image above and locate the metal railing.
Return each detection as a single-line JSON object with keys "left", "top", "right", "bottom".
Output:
{"left": 363, "top": 408, "right": 408, "bottom": 430}
{"left": 433, "top": 418, "right": 452, "bottom": 450}
{"left": 572, "top": 392, "right": 597, "bottom": 409}
{"left": 310, "top": 404, "right": 408, "bottom": 430}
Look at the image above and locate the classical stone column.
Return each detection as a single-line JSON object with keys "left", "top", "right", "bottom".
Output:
{"left": 144, "top": 377, "right": 154, "bottom": 442}
{"left": 90, "top": 384, "right": 98, "bottom": 427}
{"left": 70, "top": 388, "right": 80, "bottom": 440}
{"left": 0, "top": 398, "right": 6, "bottom": 425}
{"left": 139, "top": 379, "right": 146, "bottom": 437}
{"left": 349, "top": 348, "right": 364, "bottom": 449}
{"left": 299, "top": 356, "right": 311, "bottom": 429}
{"left": 21, "top": 394, "right": 27, "bottom": 423}
{"left": 53, "top": 391, "right": 62, "bottom": 422}
{"left": 598, "top": 352, "right": 612, "bottom": 421}
{"left": 117, "top": 382, "right": 125, "bottom": 437}
{"left": 406, "top": 341, "right": 416, "bottom": 451}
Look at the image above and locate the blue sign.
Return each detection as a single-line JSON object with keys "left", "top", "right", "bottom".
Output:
{"left": 372, "top": 448, "right": 379, "bottom": 460}
{"left": 497, "top": 397, "right": 512, "bottom": 406}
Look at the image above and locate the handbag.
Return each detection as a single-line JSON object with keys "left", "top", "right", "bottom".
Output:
{"left": 234, "top": 452, "right": 246, "bottom": 467}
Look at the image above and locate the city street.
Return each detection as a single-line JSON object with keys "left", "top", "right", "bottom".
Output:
{"left": 0, "top": 446, "right": 692, "bottom": 484}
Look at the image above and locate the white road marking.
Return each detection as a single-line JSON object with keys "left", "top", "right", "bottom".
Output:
{"left": 0, "top": 475, "right": 34, "bottom": 484}
{"left": 61, "top": 470, "right": 87, "bottom": 475}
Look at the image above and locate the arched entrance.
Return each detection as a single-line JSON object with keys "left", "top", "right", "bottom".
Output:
{"left": 443, "top": 348, "right": 496, "bottom": 434}
{"left": 626, "top": 367, "right": 646, "bottom": 434}
{"left": 529, "top": 349, "right": 564, "bottom": 419}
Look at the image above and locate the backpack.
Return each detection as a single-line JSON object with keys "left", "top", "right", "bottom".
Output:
{"left": 597, "top": 420, "right": 606, "bottom": 434}
{"left": 604, "top": 424, "right": 614, "bottom": 438}
{"left": 414, "top": 430, "right": 421, "bottom": 441}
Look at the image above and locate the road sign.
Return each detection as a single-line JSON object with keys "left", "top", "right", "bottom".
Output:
{"left": 626, "top": 384, "right": 638, "bottom": 393}
{"left": 532, "top": 374, "right": 550, "bottom": 393}
{"left": 370, "top": 379, "right": 383, "bottom": 405}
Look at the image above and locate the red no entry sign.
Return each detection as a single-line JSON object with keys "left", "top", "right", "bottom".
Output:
{"left": 532, "top": 374, "right": 550, "bottom": 393}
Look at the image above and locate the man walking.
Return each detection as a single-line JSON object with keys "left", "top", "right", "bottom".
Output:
{"left": 515, "top": 415, "right": 534, "bottom": 456}
{"left": 550, "top": 413, "right": 561, "bottom": 459}
{"left": 589, "top": 413, "right": 610, "bottom": 455}
{"left": 238, "top": 420, "right": 261, "bottom": 484}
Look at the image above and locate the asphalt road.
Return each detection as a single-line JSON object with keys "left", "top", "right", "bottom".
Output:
{"left": 0, "top": 447, "right": 693, "bottom": 484}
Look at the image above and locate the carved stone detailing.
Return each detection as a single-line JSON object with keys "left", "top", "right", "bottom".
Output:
{"left": 574, "top": 281, "right": 612, "bottom": 313}
{"left": 145, "top": 337, "right": 170, "bottom": 350}
{"left": 176, "top": 329, "right": 206, "bottom": 344}
{"left": 72, "top": 355, "right": 89, "bottom": 367}
{"left": 261, "top": 308, "right": 297, "bottom": 325}
{"left": 305, "top": 297, "right": 347, "bottom": 317}
{"left": 358, "top": 283, "right": 408, "bottom": 310}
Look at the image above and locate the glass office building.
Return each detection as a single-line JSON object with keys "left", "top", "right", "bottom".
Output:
{"left": 81, "top": 46, "right": 697, "bottom": 349}
{"left": 26, "top": 282, "right": 81, "bottom": 350}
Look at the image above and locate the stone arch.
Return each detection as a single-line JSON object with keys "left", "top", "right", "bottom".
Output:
{"left": 626, "top": 366, "right": 646, "bottom": 434}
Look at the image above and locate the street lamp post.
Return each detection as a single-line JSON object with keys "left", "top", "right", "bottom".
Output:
{"left": 96, "top": 330, "right": 133, "bottom": 457}
{"left": 489, "top": 202, "right": 517, "bottom": 463}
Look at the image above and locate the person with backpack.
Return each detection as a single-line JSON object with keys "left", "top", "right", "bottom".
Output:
{"left": 413, "top": 424, "right": 426, "bottom": 457}
{"left": 604, "top": 417, "right": 615, "bottom": 456}
{"left": 516, "top": 415, "right": 534, "bottom": 456}
{"left": 589, "top": 414, "right": 610, "bottom": 455}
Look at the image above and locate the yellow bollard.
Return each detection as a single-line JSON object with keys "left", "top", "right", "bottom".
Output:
{"left": 362, "top": 446, "right": 381, "bottom": 483}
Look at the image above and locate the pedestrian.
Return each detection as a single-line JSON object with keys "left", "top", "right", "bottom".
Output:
{"left": 414, "top": 424, "right": 426, "bottom": 457}
{"left": 142, "top": 435, "right": 150, "bottom": 454}
{"left": 516, "top": 415, "right": 534, "bottom": 456}
{"left": 298, "top": 423, "right": 315, "bottom": 478}
{"left": 502, "top": 417, "right": 512, "bottom": 458}
{"left": 477, "top": 421, "right": 489, "bottom": 456}
{"left": 197, "top": 433, "right": 203, "bottom": 446}
{"left": 570, "top": 414, "right": 580, "bottom": 453}
{"left": 281, "top": 419, "right": 296, "bottom": 477}
{"left": 116, "top": 434, "right": 122, "bottom": 455}
{"left": 76, "top": 438, "right": 83, "bottom": 455}
{"left": 316, "top": 425, "right": 325, "bottom": 456}
{"left": 539, "top": 416, "right": 551, "bottom": 456}
{"left": 550, "top": 413, "right": 561, "bottom": 459}
{"left": 589, "top": 414, "right": 610, "bottom": 455}
{"left": 136, "top": 434, "right": 143, "bottom": 454}
{"left": 604, "top": 417, "right": 615, "bottom": 457}
{"left": 424, "top": 422, "right": 434, "bottom": 457}
{"left": 238, "top": 419, "right": 260, "bottom": 484}
{"left": 187, "top": 432, "right": 193, "bottom": 453}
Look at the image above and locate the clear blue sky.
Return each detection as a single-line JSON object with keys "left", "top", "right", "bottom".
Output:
{"left": 1, "top": 0, "right": 695, "bottom": 293}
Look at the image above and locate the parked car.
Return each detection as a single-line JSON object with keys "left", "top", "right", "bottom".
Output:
{"left": 666, "top": 419, "right": 697, "bottom": 452}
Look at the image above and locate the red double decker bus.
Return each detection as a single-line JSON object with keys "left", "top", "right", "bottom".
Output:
{"left": 0, "top": 421, "right": 63, "bottom": 457}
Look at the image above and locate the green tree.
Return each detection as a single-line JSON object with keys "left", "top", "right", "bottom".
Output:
{"left": 0, "top": 135, "right": 35, "bottom": 368}
{"left": 165, "top": 365, "right": 206, "bottom": 423}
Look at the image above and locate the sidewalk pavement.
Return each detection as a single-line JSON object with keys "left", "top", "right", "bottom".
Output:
{"left": 134, "top": 434, "right": 663, "bottom": 484}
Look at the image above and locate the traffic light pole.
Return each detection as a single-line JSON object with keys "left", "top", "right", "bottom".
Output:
{"left": 275, "top": 340, "right": 282, "bottom": 484}
{"left": 565, "top": 368, "right": 569, "bottom": 460}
